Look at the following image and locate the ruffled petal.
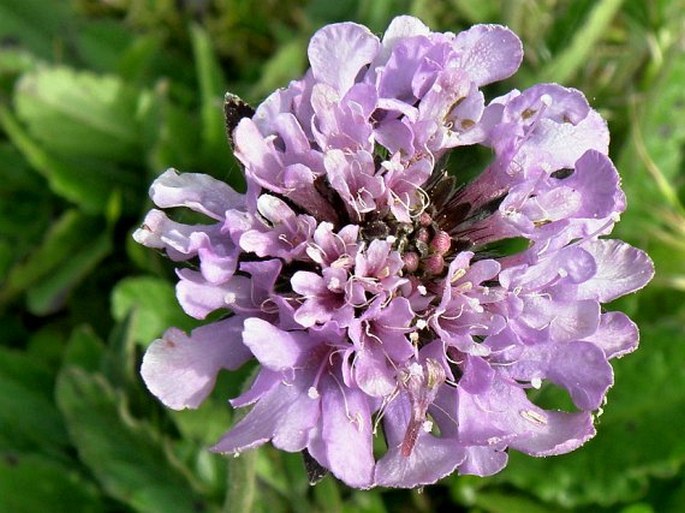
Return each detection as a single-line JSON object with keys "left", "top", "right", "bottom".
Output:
{"left": 308, "top": 22, "right": 380, "bottom": 95}
{"left": 141, "top": 316, "right": 251, "bottom": 410}
{"left": 454, "top": 25, "right": 523, "bottom": 86}
{"left": 149, "top": 168, "right": 244, "bottom": 220}
{"left": 577, "top": 239, "right": 655, "bottom": 302}
{"left": 213, "top": 373, "right": 320, "bottom": 454}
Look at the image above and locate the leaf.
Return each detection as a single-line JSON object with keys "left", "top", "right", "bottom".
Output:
{"left": 56, "top": 367, "right": 215, "bottom": 513}
{"left": 538, "top": 0, "right": 625, "bottom": 84}
{"left": 0, "top": 346, "right": 68, "bottom": 454}
{"left": 494, "top": 320, "right": 685, "bottom": 507}
{"left": 0, "top": 143, "right": 53, "bottom": 271}
{"left": 189, "top": 23, "right": 234, "bottom": 177}
{"left": 448, "top": 0, "right": 499, "bottom": 24}
{"left": 0, "top": 0, "right": 71, "bottom": 61}
{"left": 0, "top": 452, "right": 103, "bottom": 513}
{"left": 473, "top": 491, "right": 559, "bottom": 513}
{"left": 62, "top": 325, "right": 106, "bottom": 373}
{"left": 618, "top": 42, "right": 685, "bottom": 219}
{"left": 0, "top": 105, "right": 143, "bottom": 213}
{"left": 111, "top": 276, "right": 198, "bottom": 346}
{"left": 0, "top": 209, "right": 111, "bottom": 314}
{"left": 14, "top": 66, "right": 143, "bottom": 162}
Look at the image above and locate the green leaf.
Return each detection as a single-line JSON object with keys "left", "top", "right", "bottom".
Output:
{"left": 0, "top": 346, "right": 68, "bottom": 454}
{"left": 0, "top": 209, "right": 111, "bottom": 314}
{"left": 14, "top": 66, "right": 143, "bottom": 162}
{"left": 538, "top": 0, "right": 626, "bottom": 84}
{"left": 62, "top": 325, "right": 106, "bottom": 373}
{"left": 56, "top": 367, "right": 215, "bottom": 513}
{"left": 448, "top": 0, "right": 499, "bottom": 23}
{"left": 189, "top": 23, "right": 232, "bottom": 175}
{"left": 495, "top": 320, "right": 685, "bottom": 507}
{"left": 0, "top": 0, "right": 71, "bottom": 61}
{"left": 473, "top": 491, "right": 559, "bottom": 513}
{"left": 250, "top": 38, "right": 307, "bottom": 100}
{"left": 0, "top": 143, "right": 53, "bottom": 273}
{"left": 618, "top": 43, "right": 685, "bottom": 217}
{"left": 0, "top": 105, "right": 143, "bottom": 213}
{"left": 616, "top": 41, "right": 685, "bottom": 286}
{"left": 111, "top": 276, "right": 197, "bottom": 346}
{"left": 0, "top": 452, "right": 103, "bottom": 513}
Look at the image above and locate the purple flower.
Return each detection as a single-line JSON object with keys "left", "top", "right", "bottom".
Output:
{"left": 135, "top": 16, "right": 654, "bottom": 489}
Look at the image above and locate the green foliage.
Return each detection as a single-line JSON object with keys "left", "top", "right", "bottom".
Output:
{"left": 0, "top": 1, "right": 684, "bottom": 512}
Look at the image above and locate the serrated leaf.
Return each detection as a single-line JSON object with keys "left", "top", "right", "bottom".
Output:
{"left": 0, "top": 452, "right": 103, "bottom": 513}
{"left": 111, "top": 276, "right": 197, "bottom": 346}
{"left": 494, "top": 321, "right": 685, "bottom": 507}
{"left": 14, "top": 67, "right": 142, "bottom": 162}
{"left": 56, "top": 367, "right": 215, "bottom": 513}
{"left": 0, "top": 347, "right": 68, "bottom": 454}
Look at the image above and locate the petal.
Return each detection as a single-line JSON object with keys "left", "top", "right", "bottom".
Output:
{"left": 457, "top": 445, "right": 508, "bottom": 477}
{"left": 576, "top": 239, "right": 655, "bottom": 302}
{"left": 375, "top": 395, "right": 464, "bottom": 487}
{"left": 505, "top": 340, "right": 613, "bottom": 410}
{"left": 509, "top": 410, "right": 596, "bottom": 457}
{"left": 318, "top": 378, "right": 375, "bottom": 488}
{"left": 566, "top": 150, "right": 626, "bottom": 218}
{"left": 380, "top": 15, "right": 430, "bottom": 56}
{"left": 308, "top": 22, "right": 380, "bottom": 94}
{"left": 582, "top": 311, "right": 639, "bottom": 359}
{"left": 454, "top": 25, "right": 523, "bottom": 86}
{"left": 141, "top": 316, "right": 251, "bottom": 410}
{"left": 353, "top": 346, "right": 397, "bottom": 397}
{"left": 213, "top": 374, "right": 320, "bottom": 454}
{"left": 242, "top": 318, "right": 318, "bottom": 371}
{"left": 175, "top": 269, "right": 250, "bottom": 319}
{"left": 149, "top": 168, "right": 244, "bottom": 220}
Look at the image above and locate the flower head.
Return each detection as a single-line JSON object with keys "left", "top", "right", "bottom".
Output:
{"left": 135, "top": 16, "right": 654, "bottom": 489}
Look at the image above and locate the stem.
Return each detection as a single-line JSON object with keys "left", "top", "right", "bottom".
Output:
{"left": 224, "top": 450, "right": 258, "bottom": 513}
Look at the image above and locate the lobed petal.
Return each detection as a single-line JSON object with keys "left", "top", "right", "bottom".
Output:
{"left": 141, "top": 316, "right": 251, "bottom": 410}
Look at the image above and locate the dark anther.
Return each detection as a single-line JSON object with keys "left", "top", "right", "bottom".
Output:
{"left": 458, "top": 192, "right": 507, "bottom": 226}
{"left": 551, "top": 168, "right": 575, "bottom": 180}
{"left": 362, "top": 219, "right": 391, "bottom": 241}
{"left": 437, "top": 201, "right": 471, "bottom": 232}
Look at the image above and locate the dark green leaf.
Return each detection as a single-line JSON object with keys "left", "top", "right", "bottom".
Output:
{"left": 0, "top": 210, "right": 108, "bottom": 309}
{"left": 0, "top": 346, "right": 67, "bottom": 454}
{"left": 56, "top": 367, "right": 214, "bottom": 513}
{"left": 0, "top": 105, "right": 143, "bottom": 213}
{"left": 0, "top": 0, "right": 71, "bottom": 61}
{"left": 0, "top": 452, "right": 103, "bottom": 513}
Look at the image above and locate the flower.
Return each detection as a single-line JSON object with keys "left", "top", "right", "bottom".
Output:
{"left": 134, "top": 16, "right": 654, "bottom": 489}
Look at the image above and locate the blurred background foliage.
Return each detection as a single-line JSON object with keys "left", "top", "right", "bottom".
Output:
{"left": 0, "top": 0, "right": 684, "bottom": 512}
